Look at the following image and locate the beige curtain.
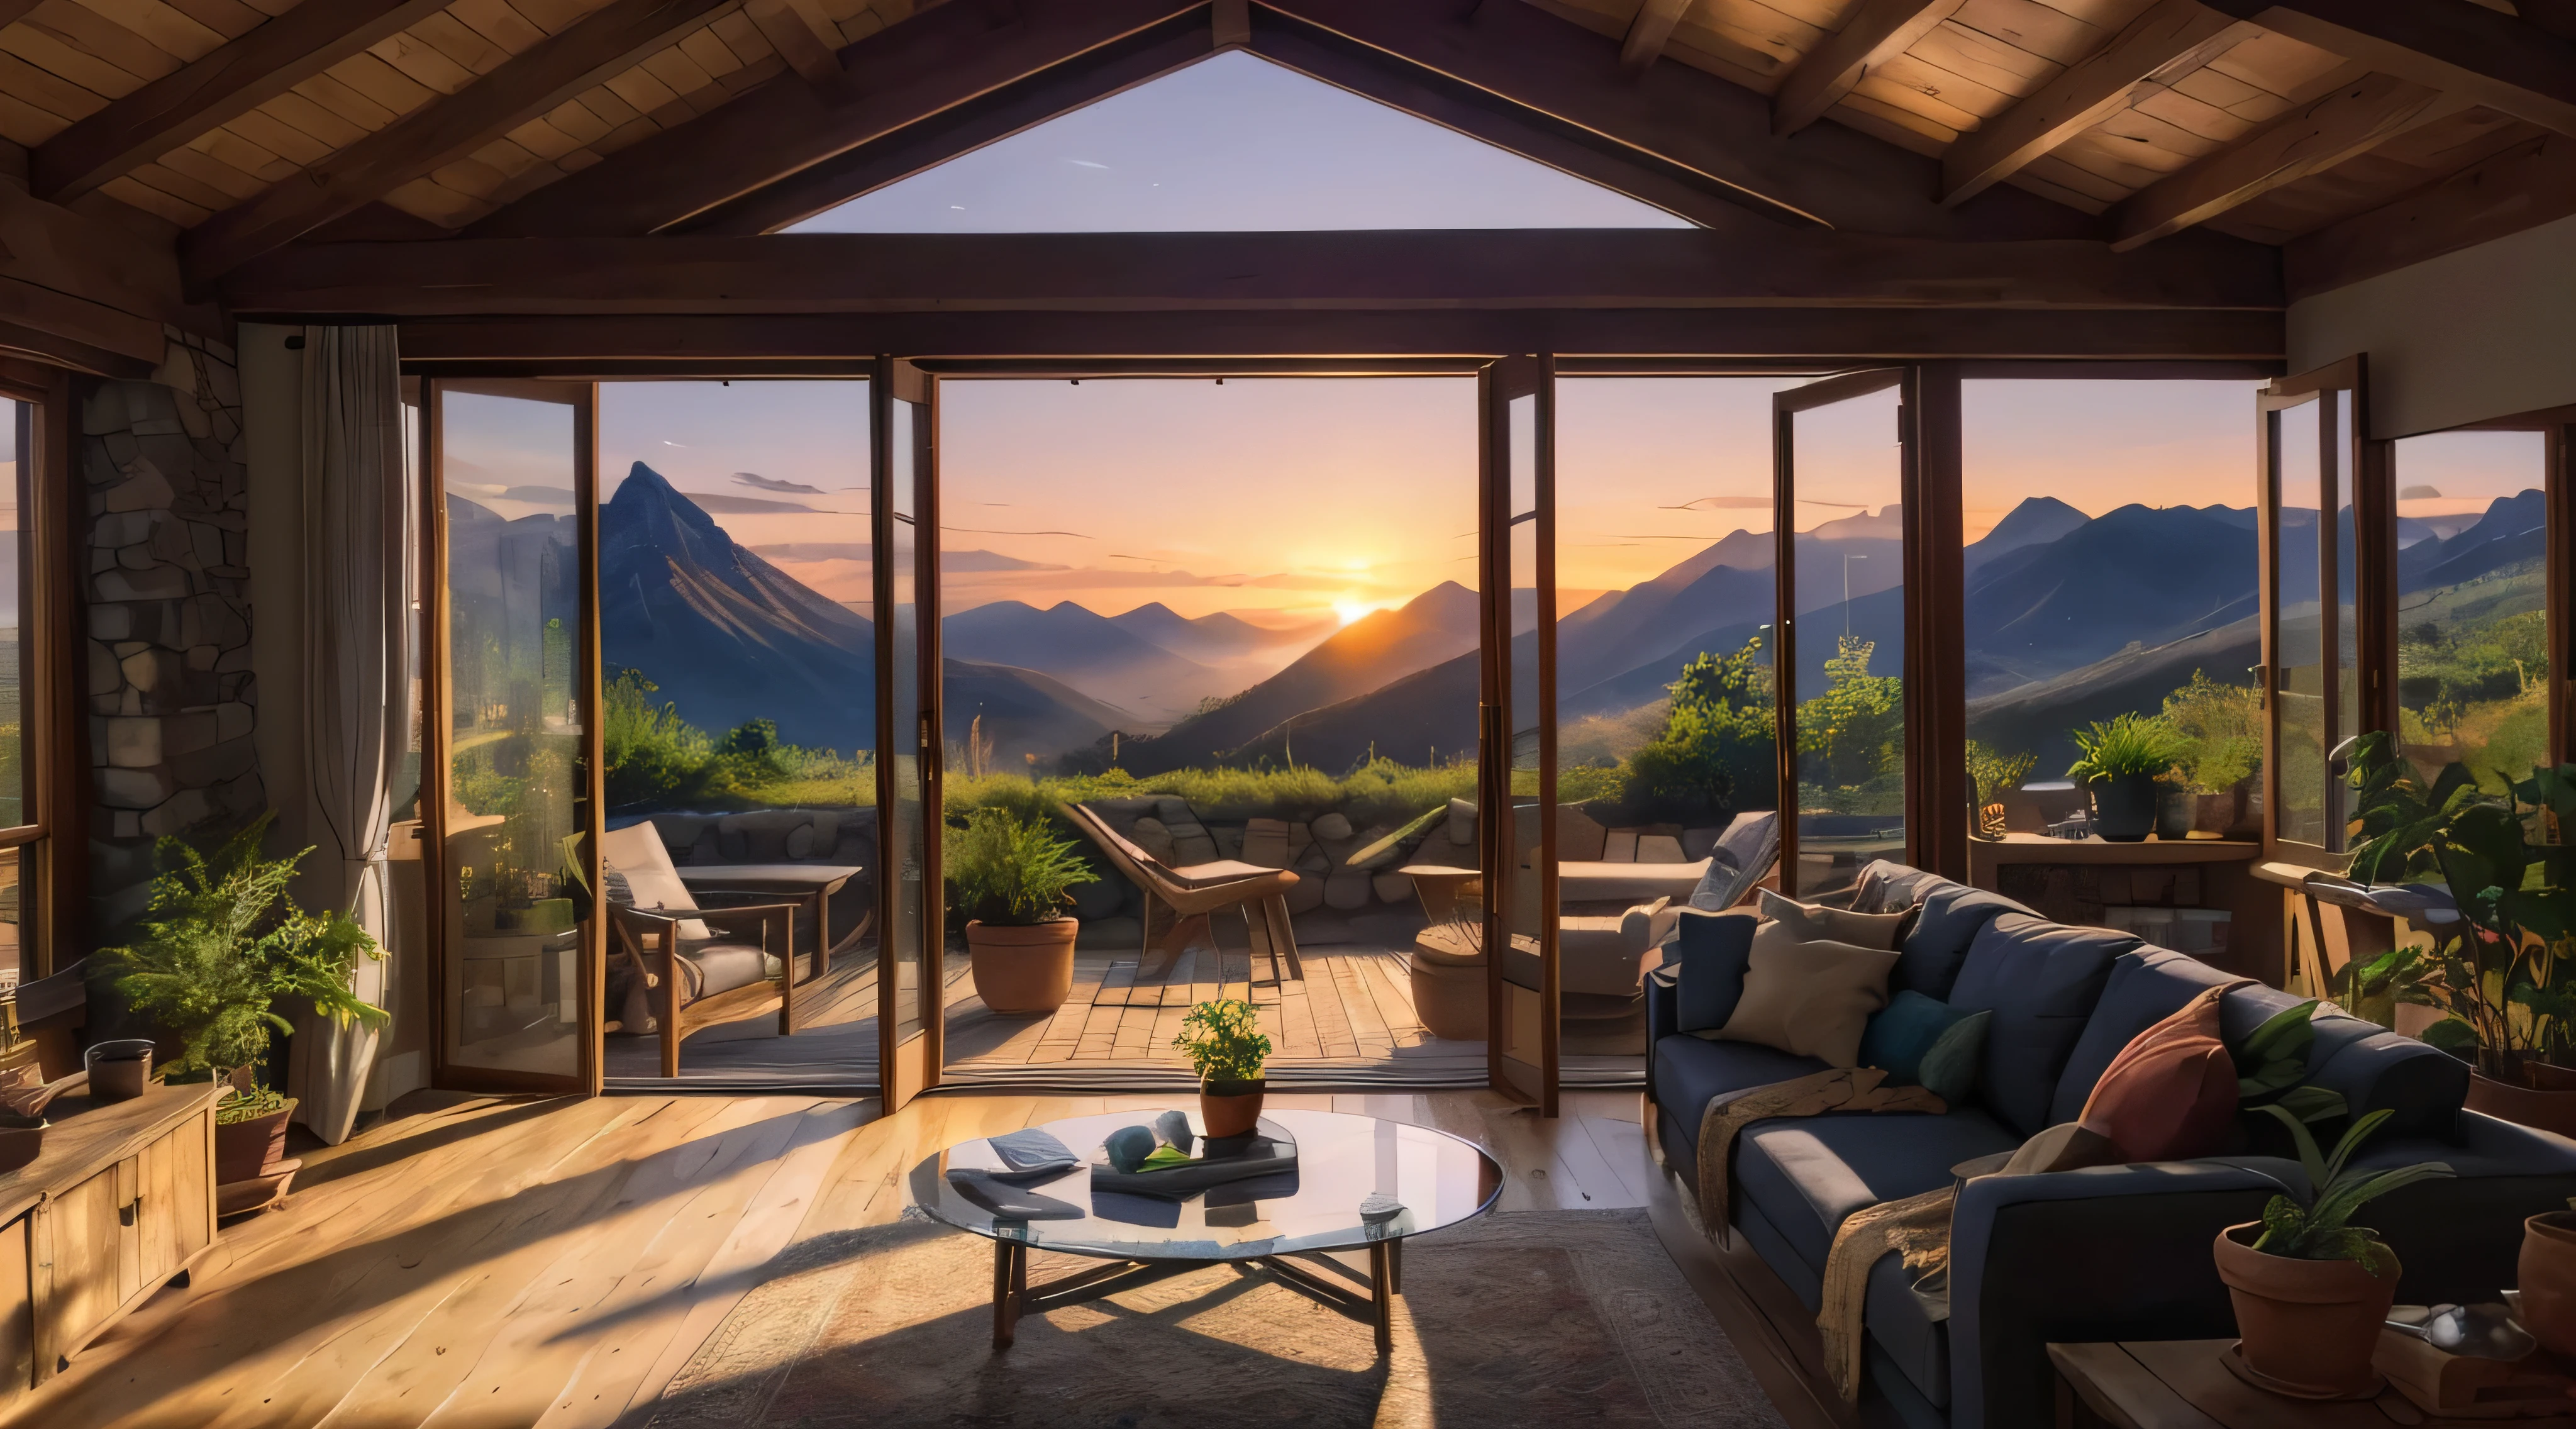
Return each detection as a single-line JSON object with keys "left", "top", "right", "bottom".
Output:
{"left": 284, "top": 326, "right": 412, "bottom": 1145}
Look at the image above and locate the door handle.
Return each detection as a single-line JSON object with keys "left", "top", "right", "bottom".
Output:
{"left": 120, "top": 1194, "right": 143, "bottom": 1228}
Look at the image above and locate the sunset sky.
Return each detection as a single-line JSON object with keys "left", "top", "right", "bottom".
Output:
{"left": 438, "top": 55, "right": 2545, "bottom": 631}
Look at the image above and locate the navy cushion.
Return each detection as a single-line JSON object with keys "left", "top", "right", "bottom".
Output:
{"left": 1894, "top": 884, "right": 2035, "bottom": 1000}
{"left": 1860, "top": 990, "right": 1969, "bottom": 1084}
{"left": 1734, "top": 1108, "right": 2024, "bottom": 1273}
{"left": 1948, "top": 913, "right": 2137, "bottom": 1137}
{"left": 1868, "top": 1250, "right": 1954, "bottom": 1408}
{"left": 1672, "top": 908, "right": 1759, "bottom": 1033}
{"left": 2312, "top": 1028, "right": 2472, "bottom": 1140}
{"left": 1651, "top": 1035, "right": 1829, "bottom": 1151}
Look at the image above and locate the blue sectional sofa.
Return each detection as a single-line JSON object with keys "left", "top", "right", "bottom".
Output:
{"left": 1645, "top": 860, "right": 2576, "bottom": 1428}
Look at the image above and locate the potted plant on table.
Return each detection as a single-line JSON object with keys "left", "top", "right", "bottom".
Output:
{"left": 104, "top": 816, "right": 383, "bottom": 1203}
{"left": 2065, "top": 713, "right": 2186, "bottom": 842}
{"left": 2215, "top": 1106, "right": 2454, "bottom": 1398}
{"left": 2340, "top": 734, "right": 2576, "bottom": 1134}
{"left": 1173, "top": 998, "right": 1270, "bottom": 1138}
{"left": 948, "top": 807, "right": 1098, "bottom": 1016}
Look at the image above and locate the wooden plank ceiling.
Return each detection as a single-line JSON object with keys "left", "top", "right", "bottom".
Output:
{"left": 4, "top": 0, "right": 2575, "bottom": 329}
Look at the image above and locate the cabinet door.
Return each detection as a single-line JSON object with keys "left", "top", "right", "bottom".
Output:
{"left": 38, "top": 1166, "right": 120, "bottom": 1365}
{"left": 0, "top": 1216, "right": 30, "bottom": 1403}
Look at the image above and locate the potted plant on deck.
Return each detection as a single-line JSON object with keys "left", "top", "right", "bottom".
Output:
{"left": 948, "top": 806, "right": 1098, "bottom": 1016}
{"left": 2066, "top": 713, "right": 2186, "bottom": 842}
{"left": 2216, "top": 1106, "right": 2454, "bottom": 1398}
{"left": 1174, "top": 998, "right": 1270, "bottom": 1137}
{"left": 104, "top": 816, "right": 383, "bottom": 1204}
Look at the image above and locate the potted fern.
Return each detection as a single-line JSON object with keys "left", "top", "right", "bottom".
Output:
{"left": 947, "top": 807, "right": 1098, "bottom": 1015}
{"left": 103, "top": 816, "right": 383, "bottom": 1191}
{"left": 2214, "top": 1106, "right": 2453, "bottom": 1398}
{"left": 1173, "top": 998, "right": 1270, "bottom": 1137}
{"left": 2066, "top": 713, "right": 2186, "bottom": 842}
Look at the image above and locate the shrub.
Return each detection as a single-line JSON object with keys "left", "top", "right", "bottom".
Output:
{"left": 1625, "top": 637, "right": 1775, "bottom": 816}
{"left": 945, "top": 806, "right": 1098, "bottom": 926}
{"left": 1173, "top": 998, "right": 1269, "bottom": 1086}
{"left": 2162, "top": 670, "right": 2263, "bottom": 793}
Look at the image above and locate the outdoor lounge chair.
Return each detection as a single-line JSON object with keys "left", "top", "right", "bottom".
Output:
{"left": 600, "top": 822, "right": 799, "bottom": 1078}
{"left": 1686, "top": 809, "right": 1781, "bottom": 911}
{"left": 1062, "top": 802, "right": 1304, "bottom": 986}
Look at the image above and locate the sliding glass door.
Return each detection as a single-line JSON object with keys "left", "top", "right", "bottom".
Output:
{"left": 877, "top": 359, "right": 942, "bottom": 1108}
{"left": 1775, "top": 372, "right": 1910, "bottom": 897}
{"left": 425, "top": 379, "right": 600, "bottom": 1093}
{"left": 1481, "top": 355, "right": 1557, "bottom": 1113}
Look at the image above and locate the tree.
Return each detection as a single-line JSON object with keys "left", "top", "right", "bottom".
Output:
{"left": 1628, "top": 637, "right": 1775, "bottom": 815}
{"left": 1799, "top": 637, "right": 1902, "bottom": 791}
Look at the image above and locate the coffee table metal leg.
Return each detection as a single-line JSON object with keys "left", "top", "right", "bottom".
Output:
{"left": 1370, "top": 1241, "right": 1393, "bottom": 1352}
{"left": 992, "top": 1240, "right": 1026, "bottom": 1348}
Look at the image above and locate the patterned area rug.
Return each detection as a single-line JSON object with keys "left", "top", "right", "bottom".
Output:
{"left": 647, "top": 1208, "right": 1785, "bottom": 1428}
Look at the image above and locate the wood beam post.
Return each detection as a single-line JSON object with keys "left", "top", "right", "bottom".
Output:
{"left": 2199, "top": 0, "right": 2576, "bottom": 136}
{"left": 1214, "top": 0, "right": 1252, "bottom": 50}
{"left": 1772, "top": 0, "right": 1965, "bottom": 138}
{"left": 2111, "top": 73, "right": 2460, "bottom": 250}
{"left": 745, "top": 0, "right": 844, "bottom": 84}
{"left": 1621, "top": 0, "right": 1694, "bottom": 76}
{"left": 1904, "top": 363, "right": 1967, "bottom": 883}
{"left": 31, "top": 0, "right": 452, "bottom": 204}
{"left": 2284, "top": 130, "right": 2576, "bottom": 299}
{"left": 179, "top": 0, "right": 740, "bottom": 287}
{"left": 1941, "top": 0, "right": 2256, "bottom": 207}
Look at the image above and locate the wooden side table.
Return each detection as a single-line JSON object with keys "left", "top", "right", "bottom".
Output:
{"left": 2050, "top": 1340, "right": 2576, "bottom": 1428}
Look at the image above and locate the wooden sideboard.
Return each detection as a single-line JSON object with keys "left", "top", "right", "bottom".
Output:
{"left": 0, "top": 1083, "right": 221, "bottom": 1410}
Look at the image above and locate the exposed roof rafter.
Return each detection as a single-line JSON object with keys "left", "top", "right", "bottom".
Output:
{"left": 1619, "top": 0, "right": 1694, "bottom": 77}
{"left": 2199, "top": 0, "right": 2576, "bottom": 135}
{"left": 1771, "top": 0, "right": 1964, "bottom": 139}
{"left": 745, "top": 0, "right": 844, "bottom": 84}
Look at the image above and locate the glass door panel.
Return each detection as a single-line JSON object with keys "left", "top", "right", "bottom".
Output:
{"left": 2262, "top": 359, "right": 2368, "bottom": 862}
{"left": 877, "top": 360, "right": 939, "bottom": 1106}
{"left": 1482, "top": 357, "right": 1556, "bottom": 1113}
{"left": 2391, "top": 429, "right": 2550, "bottom": 785}
{"left": 1776, "top": 373, "right": 1907, "bottom": 897}
{"left": 430, "top": 380, "right": 596, "bottom": 1089}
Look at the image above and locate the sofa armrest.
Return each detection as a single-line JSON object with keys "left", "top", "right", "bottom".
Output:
{"left": 1948, "top": 1158, "right": 2295, "bottom": 1428}
{"left": 1645, "top": 963, "right": 1680, "bottom": 1050}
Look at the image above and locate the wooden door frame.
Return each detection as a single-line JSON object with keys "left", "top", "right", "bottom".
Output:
{"left": 874, "top": 357, "right": 940, "bottom": 1108}
{"left": 1478, "top": 353, "right": 1558, "bottom": 1116}
{"left": 1773, "top": 368, "right": 1906, "bottom": 896}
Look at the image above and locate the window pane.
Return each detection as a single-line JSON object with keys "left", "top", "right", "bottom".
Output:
{"left": 440, "top": 388, "right": 585, "bottom": 1079}
{"left": 0, "top": 400, "right": 25, "bottom": 830}
{"left": 887, "top": 398, "right": 924, "bottom": 1047}
{"left": 2394, "top": 428, "right": 2550, "bottom": 785}
{"left": 2275, "top": 399, "right": 2328, "bottom": 847}
{"left": 0, "top": 847, "right": 22, "bottom": 996}
{"left": 1789, "top": 387, "right": 1904, "bottom": 896}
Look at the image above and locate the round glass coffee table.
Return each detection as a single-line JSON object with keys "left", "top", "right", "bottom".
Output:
{"left": 910, "top": 1108, "right": 1502, "bottom": 1352}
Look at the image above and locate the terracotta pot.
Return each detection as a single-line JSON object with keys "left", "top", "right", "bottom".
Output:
{"left": 2213, "top": 1222, "right": 2399, "bottom": 1398}
{"left": 2465, "top": 1070, "right": 2576, "bottom": 1139}
{"left": 2089, "top": 774, "right": 2159, "bottom": 842}
{"left": 215, "top": 1100, "right": 297, "bottom": 1184}
{"left": 2519, "top": 1211, "right": 2576, "bottom": 1356}
{"left": 965, "top": 918, "right": 1077, "bottom": 1015}
{"left": 1201, "top": 1079, "right": 1265, "bottom": 1138}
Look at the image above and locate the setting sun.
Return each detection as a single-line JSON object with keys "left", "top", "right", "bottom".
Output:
{"left": 1333, "top": 598, "right": 1379, "bottom": 626}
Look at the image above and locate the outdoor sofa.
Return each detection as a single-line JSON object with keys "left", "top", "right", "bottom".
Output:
{"left": 1645, "top": 859, "right": 2576, "bottom": 1428}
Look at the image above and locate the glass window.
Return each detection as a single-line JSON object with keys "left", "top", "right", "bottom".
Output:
{"left": 0, "top": 399, "right": 26, "bottom": 833}
{"left": 2394, "top": 429, "right": 2550, "bottom": 785}
{"left": 1787, "top": 386, "right": 1905, "bottom": 896}
{"left": 2274, "top": 398, "right": 2329, "bottom": 847}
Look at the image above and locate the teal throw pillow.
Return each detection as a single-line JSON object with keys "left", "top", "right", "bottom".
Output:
{"left": 1859, "top": 991, "right": 1990, "bottom": 1106}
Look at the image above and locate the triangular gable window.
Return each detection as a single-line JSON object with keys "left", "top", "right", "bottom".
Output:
{"left": 787, "top": 51, "right": 1690, "bottom": 233}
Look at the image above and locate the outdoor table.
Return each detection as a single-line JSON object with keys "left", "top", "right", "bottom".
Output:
{"left": 675, "top": 862, "right": 864, "bottom": 977}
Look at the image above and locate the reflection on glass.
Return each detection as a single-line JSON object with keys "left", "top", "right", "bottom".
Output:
{"left": 441, "top": 389, "right": 585, "bottom": 1077}
{"left": 1789, "top": 387, "right": 1904, "bottom": 896}
{"left": 2393, "top": 429, "right": 2550, "bottom": 785}
{"left": 2274, "top": 398, "right": 2326, "bottom": 847}
{"left": 887, "top": 399, "right": 925, "bottom": 1047}
{"left": 1502, "top": 392, "right": 1543, "bottom": 997}
{"left": 0, "top": 847, "right": 23, "bottom": 996}
{"left": 0, "top": 401, "right": 25, "bottom": 830}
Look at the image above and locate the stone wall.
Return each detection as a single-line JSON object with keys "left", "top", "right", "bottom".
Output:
{"left": 82, "top": 330, "right": 263, "bottom": 932}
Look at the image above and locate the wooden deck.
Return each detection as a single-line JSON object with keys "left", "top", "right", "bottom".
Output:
{"left": 605, "top": 943, "right": 1647, "bottom": 1090}
{"left": 7, "top": 1087, "right": 1792, "bottom": 1429}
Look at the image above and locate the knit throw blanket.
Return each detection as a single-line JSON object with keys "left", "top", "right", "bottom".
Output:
{"left": 1689, "top": 1067, "right": 1953, "bottom": 1406}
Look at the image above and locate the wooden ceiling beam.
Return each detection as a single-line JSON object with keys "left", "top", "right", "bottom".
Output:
{"left": 179, "top": 0, "right": 740, "bottom": 287}
{"left": 1262, "top": 0, "right": 2101, "bottom": 239}
{"left": 220, "top": 228, "right": 2282, "bottom": 316}
{"left": 31, "top": 0, "right": 452, "bottom": 204}
{"left": 2111, "top": 72, "right": 2462, "bottom": 250}
{"left": 1772, "top": 0, "right": 1965, "bottom": 138}
{"left": 745, "top": 0, "right": 842, "bottom": 84}
{"left": 0, "top": 184, "right": 184, "bottom": 363}
{"left": 1941, "top": 0, "right": 2257, "bottom": 207}
{"left": 2200, "top": 0, "right": 2576, "bottom": 136}
{"left": 466, "top": 0, "right": 1204, "bottom": 239}
{"left": 0, "top": 3, "right": 43, "bottom": 32}
{"left": 2285, "top": 130, "right": 2576, "bottom": 298}
{"left": 1620, "top": 0, "right": 1695, "bottom": 77}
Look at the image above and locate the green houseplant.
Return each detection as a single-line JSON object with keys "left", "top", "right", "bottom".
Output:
{"left": 947, "top": 806, "right": 1099, "bottom": 1016}
{"left": 103, "top": 816, "right": 383, "bottom": 1186}
{"left": 2214, "top": 1106, "right": 2454, "bottom": 1397}
{"left": 2066, "top": 713, "right": 2187, "bottom": 842}
{"left": 1173, "top": 998, "right": 1270, "bottom": 1137}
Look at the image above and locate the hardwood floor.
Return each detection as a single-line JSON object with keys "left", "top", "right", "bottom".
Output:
{"left": 13, "top": 1087, "right": 1733, "bottom": 1429}
{"left": 611, "top": 942, "right": 1648, "bottom": 1089}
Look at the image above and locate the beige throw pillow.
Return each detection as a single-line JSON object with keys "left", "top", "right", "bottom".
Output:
{"left": 1758, "top": 886, "right": 1912, "bottom": 952}
{"left": 1716, "top": 920, "right": 1900, "bottom": 1067}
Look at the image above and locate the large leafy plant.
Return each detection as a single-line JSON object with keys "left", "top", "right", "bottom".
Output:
{"left": 1172, "top": 998, "right": 1270, "bottom": 1086}
{"left": 945, "top": 806, "right": 1098, "bottom": 926}
{"left": 2234, "top": 998, "right": 2349, "bottom": 1125}
{"left": 2245, "top": 1106, "right": 2453, "bottom": 1276}
{"left": 2065, "top": 712, "right": 2186, "bottom": 782}
{"left": 104, "top": 815, "right": 384, "bottom": 1088}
